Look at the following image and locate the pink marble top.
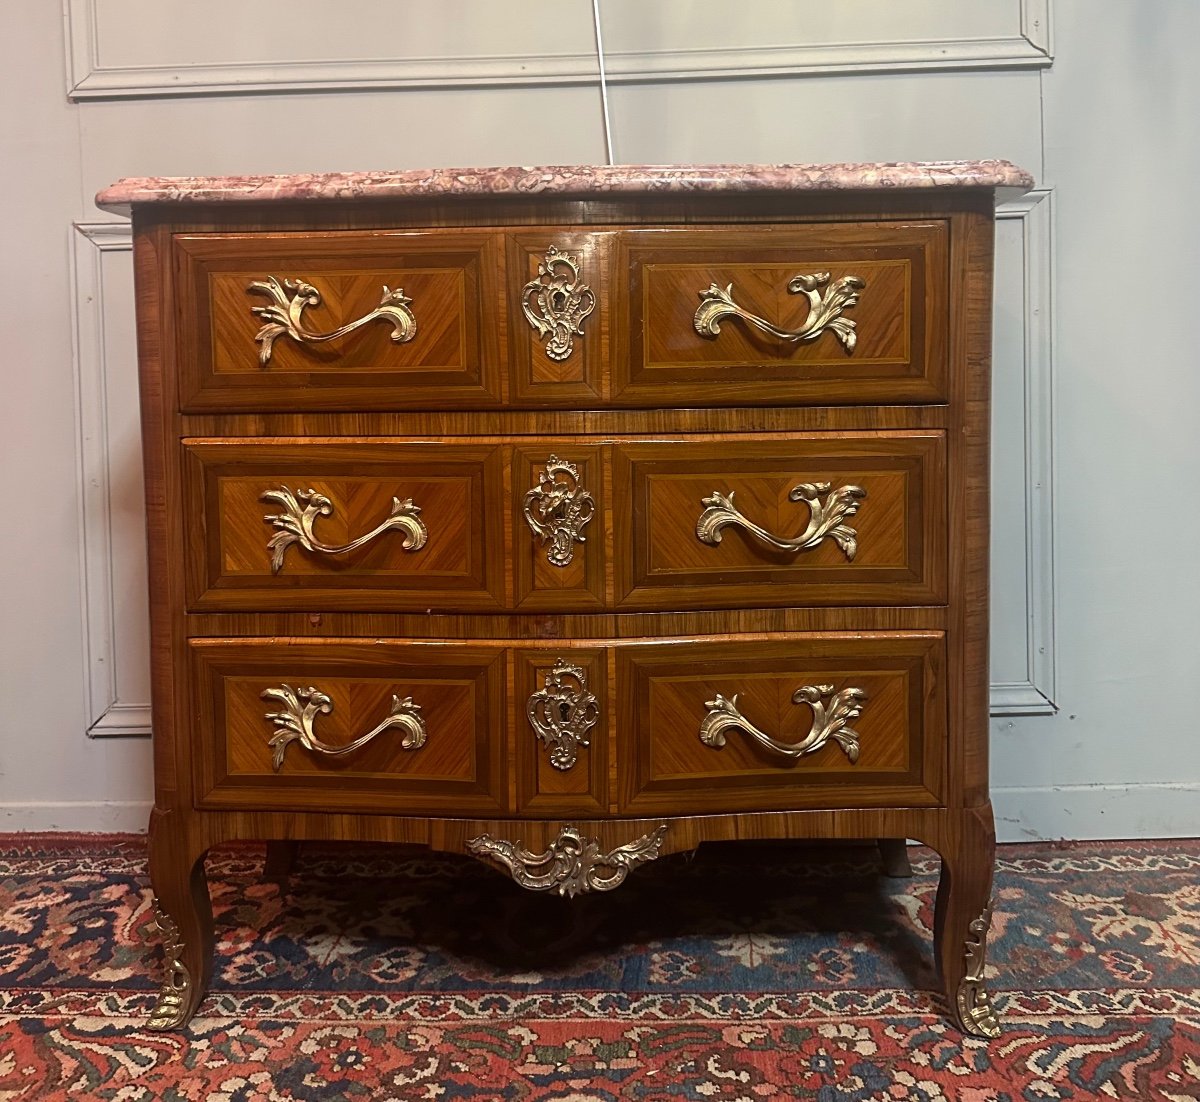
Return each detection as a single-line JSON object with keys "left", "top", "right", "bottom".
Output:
{"left": 96, "top": 161, "right": 1032, "bottom": 214}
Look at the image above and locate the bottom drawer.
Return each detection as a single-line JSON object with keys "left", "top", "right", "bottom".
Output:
{"left": 617, "top": 633, "right": 945, "bottom": 814}
{"left": 191, "top": 640, "right": 507, "bottom": 814}
{"left": 189, "top": 631, "right": 944, "bottom": 818}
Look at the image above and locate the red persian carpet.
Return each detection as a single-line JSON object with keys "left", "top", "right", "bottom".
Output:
{"left": 0, "top": 835, "right": 1197, "bottom": 1101}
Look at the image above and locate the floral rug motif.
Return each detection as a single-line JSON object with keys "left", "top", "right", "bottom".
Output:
{"left": 0, "top": 835, "right": 1198, "bottom": 1100}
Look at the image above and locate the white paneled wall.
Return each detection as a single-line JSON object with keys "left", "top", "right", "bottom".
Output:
{"left": 1, "top": 0, "right": 1196, "bottom": 838}
{"left": 65, "top": 0, "right": 1050, "bottom": 97}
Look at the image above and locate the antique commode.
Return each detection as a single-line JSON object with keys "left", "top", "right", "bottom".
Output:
{"left": 97, "top": 160, "right": 1032, "bottom": 1037}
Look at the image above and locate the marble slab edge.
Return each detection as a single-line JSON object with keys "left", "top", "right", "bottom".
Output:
{"left": 96, "top": 160, "right": 1034, "bottom": 216}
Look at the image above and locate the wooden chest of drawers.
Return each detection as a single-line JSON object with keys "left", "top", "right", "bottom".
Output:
{"left": 98, "top": 161, "right": 1032, "bottom": 1038}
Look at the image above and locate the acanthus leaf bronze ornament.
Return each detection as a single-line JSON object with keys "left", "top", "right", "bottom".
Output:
{"left": 700, "top": 684, "right": 866, "bottom": 764}
{"left": 521, "top": 245, "right": 596, "bottom": 361}
{"left": 527, "top": 659, "right": 600, "bottom": 771}
{"left": 696, "top": 482, "right": 865, "bottom": 559}
{"left": 956, "top": 900, "right": 1002, "bottom": 1039}
{"left": 522, "top": 455, "right": 596, "bottom": 567}
{"left": 261, "top": 685, "right": 427, "bottom": 772}
{"left": 248, "top": 276, "right": 417, "bottom": 366}
{"left": 693, "top": 271, "right": 865, "bottom": 352}
{"left": 466, "top": 824, "right": 668, "bottom": 897}
{"left": 261, "top": 486, "right": 427, "bottom": 574}
{"left": 146, "top": 899, "right": 192, "bottom": 1031}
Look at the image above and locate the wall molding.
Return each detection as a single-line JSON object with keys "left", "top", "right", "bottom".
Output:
{"left": 991, "top": 189, "right": 1057, "bottom": 716}
{"left": 71, "top": 222, "right": 149, "bottom": 738}
{"left": 0, "top": 800, "right": 153, "bottom": 833}
{"left": 1020, "top": 0, "right": 1053, "bottom": 57}
{"left": 993, "top": 782, "right": 1200, "bottom": 843}
{"left": 65, "top": 0, "right": 1052, "bottom": 100}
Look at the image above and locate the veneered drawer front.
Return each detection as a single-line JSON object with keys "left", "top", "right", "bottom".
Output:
{"left": 506, "top": 232, "right": 612, "bottom": 406}
{"left": 614, "top": 433, "right": 946, "bottom": 609}
{"left": 514, "top": 648, "right": 609, "bottom": 817}
{"left": 174, "top": 231, "right": 504, "bottom": 411}
{"left": 183, "top": 440, "right": 506, "bottom": 611}
{"left": 615, "top": 222, "right": 948, "bottom": 406}
{"left": 512, "top": 446, "right": 606, "bottom": 611}
{"left": 618, "top": 634, "right": 945, "bottom": 815}
{"left": 192, "top": 640, "right": 508, "bottom": 814}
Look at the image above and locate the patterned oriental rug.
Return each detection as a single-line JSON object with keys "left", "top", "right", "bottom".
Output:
{"left": 0, "top": 836, "right": 1197, "bottom": 1101}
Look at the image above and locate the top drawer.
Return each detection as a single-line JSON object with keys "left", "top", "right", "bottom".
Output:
{"left": 174, "top": 230, "right": 505, "bottom": 412}
{"left": 613, "top": 221, "right": 949, "bottom": 406}
{"left": 170, "top": 220, "right": 949, "bottom": 412}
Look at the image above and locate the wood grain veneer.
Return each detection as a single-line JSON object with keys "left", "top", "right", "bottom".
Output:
{"left": 192, "top": 639, "right": 506, "bottom": 815}
{"left": 612, "top": 432, "right": 945, "bottom": 609}
{"left": 616, "top": 222, "right": 948, "bottom": 406}
{"left": 182, "top": 439, "right": 506, "bottom": 611}
{"left": 125, "top": 179, "right": 1007, "bottom": 1039}
{"left": 175, "top": 230, "right": 505, "bottom": 411}
{"left": 617, "top": 633, "right": 945, "bottom": 815}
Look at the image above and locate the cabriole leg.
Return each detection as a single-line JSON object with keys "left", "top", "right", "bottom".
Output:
{"left": 146, "top": 810, "right": 213, "bottom": 1031}
{"left": 932, "top": 804, "right": 1000, "bottom": 1038}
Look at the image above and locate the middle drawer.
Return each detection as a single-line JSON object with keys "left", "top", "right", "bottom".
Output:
{"left": 184, "top": 433, "right": 946, "bottom": 612}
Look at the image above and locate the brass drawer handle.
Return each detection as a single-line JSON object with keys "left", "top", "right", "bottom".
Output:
{"left": 700, "top": 684, "right": 866, "bottom": 764}
{"left": 696, "top": 481, "right": 865, "bottom": 559}
{"left": 694, "top": 271, "right": 865, "bottom": 352}
{"left": 249, "top": 276, "right": 417, "bottom": 366}
{"left": 261, "top": 684, "right": 427, "bottom": 772}
{"left": 467, "top": 824, "right": 668, "bottom": 897}
{"left": 523, "top": 455, "right": 596, "bottom": 567}
{"left": 521, "top": 245, "right": 595, "bottom": 361}
{"left": 527, "top": 658, "right": 599, "bottom": 771}
{"left": 261, "top": 486, "right": 427, "bottom": 574}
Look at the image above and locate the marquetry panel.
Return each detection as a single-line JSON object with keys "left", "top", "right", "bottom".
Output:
{"left": 173, "top": 230, "right": 505, "bottom": 411}
{"left": 512, "top": 445, "right": 606, "bottom": 610}
{"left": 514, "top": 649, "right": 609, "bottom": 816}
{"left": 613, "top": 433, "right": 946, "bottom": 609}
{"left": 614, "top": 222, "right": 948, "bottom": 406}
{"left": 618, "top": 633, "right": 945, "bottom": 814}
{"left": 182, "top": 440, "right": 506, "bottom": 611}
{"left": 506, "top": 232, "right": 612, "bottom": 405}
{"left": 191, "top": 639, "right": 508, "bottom": 814}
